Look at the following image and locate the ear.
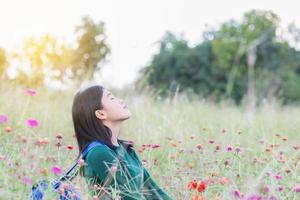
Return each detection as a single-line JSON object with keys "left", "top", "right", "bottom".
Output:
{"left": 95, "top": 110, "right": 107, "bottom": 120}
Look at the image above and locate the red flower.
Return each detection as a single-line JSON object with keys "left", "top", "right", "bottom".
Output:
{"left": 196, "top": 144, "right": 203, "bottom": 150}
{"left": 188, "top": 180, "right": 198, "bottom": 190}
{"left": 67, "top": 145, "right": 74, "bottom": 150}
{"left": 197, "top": 181, "right": 206, "bottom": 193}
{"left": 4, "top": 126, "right": 12, "bottom": 133}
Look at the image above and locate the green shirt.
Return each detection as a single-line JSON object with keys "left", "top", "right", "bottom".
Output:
{"left": 83, "top": 142, "right": 173, "bottom": 200}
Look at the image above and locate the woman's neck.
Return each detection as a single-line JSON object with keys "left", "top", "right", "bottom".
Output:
{"left": 103, "top": 120, "right": 121, "bottom": 146}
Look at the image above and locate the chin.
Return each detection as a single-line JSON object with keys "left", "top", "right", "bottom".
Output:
{"left": 121, "top": 115, "right": 131, "bottom": 121}
{"left": 126, "top": 112, "right": 132, "bottom": 118}
{"left": 121, "top": 112, "right": 131, "bottom": 120}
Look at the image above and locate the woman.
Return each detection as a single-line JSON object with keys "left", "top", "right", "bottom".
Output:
{"left": 72, "top": 85, "right": 173, "bottom": 200}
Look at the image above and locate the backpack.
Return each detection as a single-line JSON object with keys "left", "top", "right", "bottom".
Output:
{"left": 30, "top": 140, "right": 109, "bottom": 200}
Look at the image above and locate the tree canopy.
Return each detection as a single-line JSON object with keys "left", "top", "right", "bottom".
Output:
{"left": 1, "top": 16, "right": 110, "bottom": 88}
{"left": 136, "top": 10, "right": 300, "bottom": 104}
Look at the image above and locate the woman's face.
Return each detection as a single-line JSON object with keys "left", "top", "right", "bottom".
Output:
{"left": 95, "top": 88, "right": 131, "bottom": 122}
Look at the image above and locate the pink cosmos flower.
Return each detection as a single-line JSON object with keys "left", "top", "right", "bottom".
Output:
{"left": 26, "top": 118, "right": 39, "bottom": 128}
{"left": 226, "top": 146, "right": 233, "bottom": 152}
{"left": 274, "top": 174, "right": 282, "bottom": 180}
{"left": 0, "top": 114, "right": 8, "bottom": 123}
{"left": 232, "top": 189, "right": 242, "bottom": 198}
{"left": 209, "top": 140, "right": 215, "bottom": 144}
{"left": 277, "top": 186, "right": 284, "bottom": 192}
{"left": 235, "top": 147, "right": 241, "bottom": 153}
{"left": 110, "top": 165, "right": 118, "bottom": 174}
{"left": 293, "top": 145, "right": 299, "bottom": 150}
{"left": 26, "top": 88, "right": 37, "bottom": 96}
{"left": 294, "top": 186, "right": 300, "bottom": 193}
{"left": 22, "top": 176, "right": 33, "bottom": 185}
{"left": 243, "top": 194, "right": 263, "bottom": 200}
{"left": 262, "top": 186, "right": 269, "bottom": 193}
{"left": 151, "top": 144, "right": 160, "bottom": 148}
{"left": 268, "top": 196, "right": 278, "bottom": 200}
{"left": 52, "top": 165, "right": 62, "bottom": 175}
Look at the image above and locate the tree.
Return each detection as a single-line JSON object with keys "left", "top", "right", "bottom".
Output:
{"left": 0, "top": 48, "right": 8, "bottom": 80}
{"left": 72, "top": 16, "right": 110, "bottom": 85}
{"left": 136, "top": 9, "right": 300, "bottom": 104}
{"left": 5, "top": 16, "right": 110, "bottom": 88}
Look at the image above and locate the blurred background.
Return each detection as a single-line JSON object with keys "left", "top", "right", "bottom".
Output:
{"left": 1, "top": 0, "right": 300, "bottom": 107}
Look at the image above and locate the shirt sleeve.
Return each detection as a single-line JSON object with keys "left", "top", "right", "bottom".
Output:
{"left": 85, "top": 146, "right": 147, "bottom": 200}
{"left": 130, "top": 149, "right": 174, "bottom": 200}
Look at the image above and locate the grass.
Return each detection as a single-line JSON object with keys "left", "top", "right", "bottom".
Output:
{"left": 0, "top": 82, "right": 299, "bottom": 199}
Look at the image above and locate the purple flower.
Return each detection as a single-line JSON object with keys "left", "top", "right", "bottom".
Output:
{"left": 268, "top": 196, "right": 278, "bottom": 200}
{"left": 227, "top": 146, "right": 233, "bottom": 152}
{"left": 274, "top": 174, "right": 282, "bottom": 180}
{"left": 22, "top": 176, "right": 32, "bottom": 185}
{"left": 235, "top": 147, "right": 241, "bottom": 153}
{"left": 26, "top": 88, "right": 37, "bottom": 96}
{"left": 233, "top": 189, "right": 242, "bottom": 198}
{"left": 26, "top": 118, "right": 39, "bottom": 128}
{"left": 0, "top": 114, "right": 8, "bottom": 124}
{"left": 243, "top": 194, "right": 263, "bottom": 200}
{"left": 277, "top": 186, "right": 284, "bottom": 192}
{"left": 293, "top": 186, "right": 300, "bottom": 193}
{"left": 262, "top": 186, "right": 269, "bottom": 193}
{"left": 52, "top": 165, "right": 62, "bottom": 175}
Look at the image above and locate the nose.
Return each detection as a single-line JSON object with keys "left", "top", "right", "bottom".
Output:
{"left": 120, "top": 99, "right": 127, "bottom": 107}
{"left": 119, "top": 99, "right": 125, "bottom": 105}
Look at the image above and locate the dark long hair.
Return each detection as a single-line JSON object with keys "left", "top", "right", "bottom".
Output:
{"left": 72, "top": 85, "right": 134, "bottom": 161}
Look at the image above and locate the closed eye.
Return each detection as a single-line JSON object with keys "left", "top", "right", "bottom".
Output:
{"left": 107, "top": 92, "right": 115, "bottom": 100}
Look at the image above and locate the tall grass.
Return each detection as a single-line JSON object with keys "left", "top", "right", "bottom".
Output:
{"left": 0, "top": 82, "right": 299, "bottom": 199}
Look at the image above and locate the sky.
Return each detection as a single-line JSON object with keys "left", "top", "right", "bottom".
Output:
{"left": 0, "top": 0, "right": 299, "bottom": 89}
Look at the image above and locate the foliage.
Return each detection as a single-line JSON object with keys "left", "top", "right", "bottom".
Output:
{"left": 136, "top": 10, "right": 300, "bottom": 104}
{"left": 1, "top": 16, "right": 110, "bottom": 88}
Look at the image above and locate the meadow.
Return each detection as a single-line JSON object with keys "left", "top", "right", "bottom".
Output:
{"left": 0, "top": 82, "right": 299, "bottom": 200}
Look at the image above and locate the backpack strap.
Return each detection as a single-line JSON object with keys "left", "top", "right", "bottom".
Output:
{"left": 57, "top": 141, "right": 106, "bottom": 183}
{"left": 54, "top": 141, "right": 126, "bottom": 198}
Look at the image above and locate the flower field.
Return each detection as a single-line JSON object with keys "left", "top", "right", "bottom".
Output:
{"left": 0, "top": 84, "right": 299, "bottom": 200}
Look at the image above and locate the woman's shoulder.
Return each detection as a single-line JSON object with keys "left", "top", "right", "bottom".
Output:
{"left": 85, "top": 144, "right": 116, "bottom": 162}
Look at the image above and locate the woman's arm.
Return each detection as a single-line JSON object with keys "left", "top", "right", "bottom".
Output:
{"left": 142, "top": 166, "right": 174, "bottom": 200}
{"left": 130, "top": 150, "right": 173, "bottom": 200}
